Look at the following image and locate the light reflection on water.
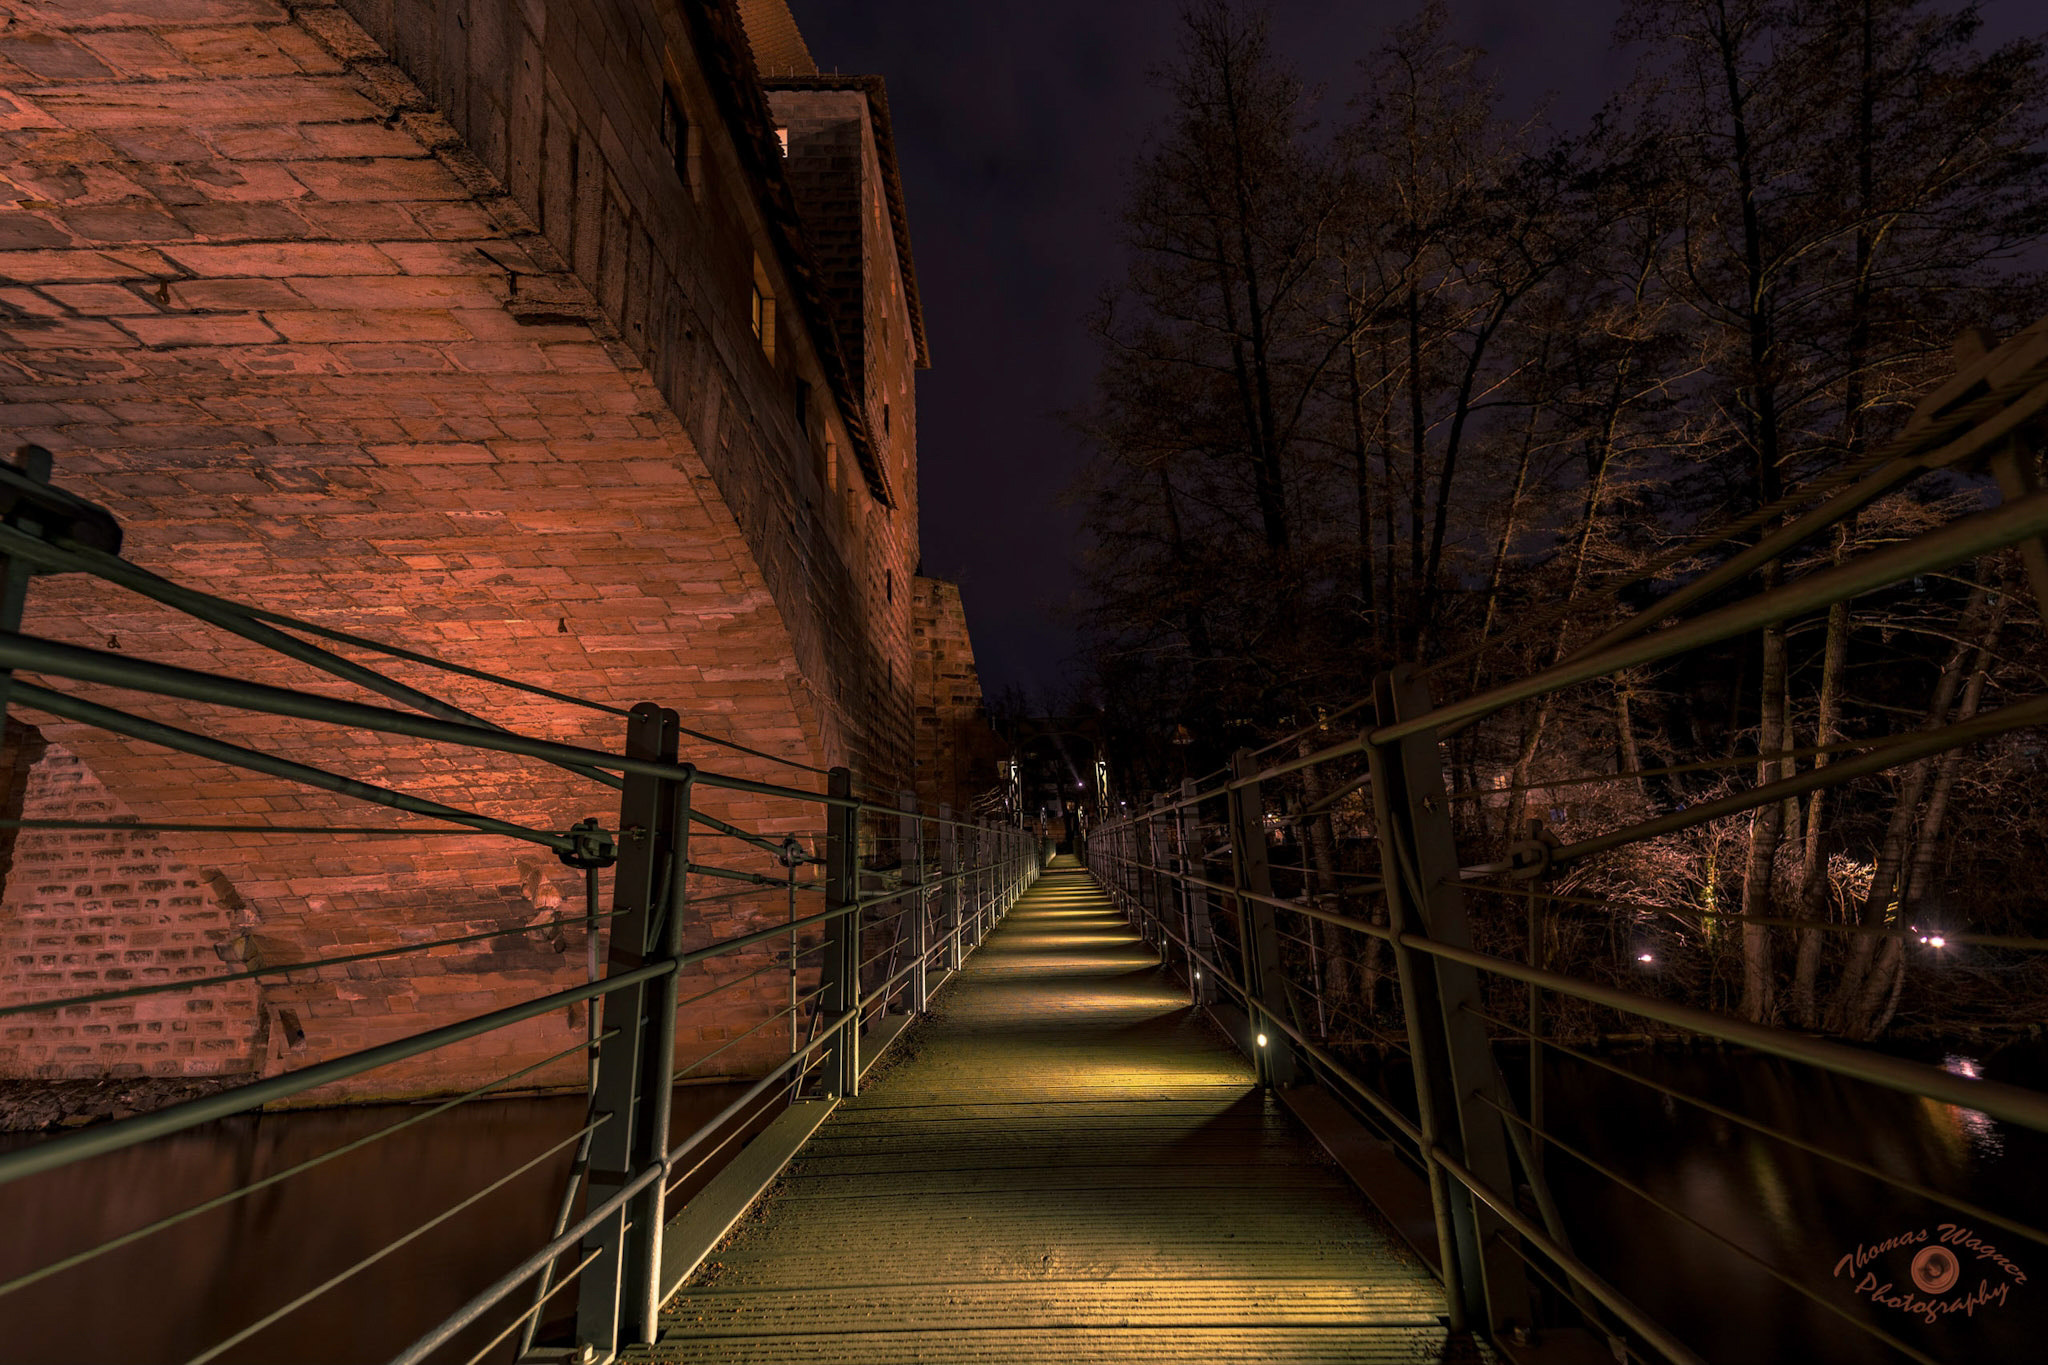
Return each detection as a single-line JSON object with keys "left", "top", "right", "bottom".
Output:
{"left": 1942, "top": 1054, "right": 2005, "bottom": 1158}
{"left": 1537, "top": 1048, "right": 2048, "bottom": 1364}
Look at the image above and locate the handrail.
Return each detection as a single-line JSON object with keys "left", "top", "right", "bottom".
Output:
{"left": 1083, "top": 335, "right": 2048, "bottom": 1360}
{"left": 0, "top": 454, "right": 1045, "bottom": 1364}
{"left": 0, "top": 630, "right": 1009, "bottom": 832}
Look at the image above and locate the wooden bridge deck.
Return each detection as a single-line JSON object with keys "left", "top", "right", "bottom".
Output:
{"left": 631, "top": 857, "right": 1470, "bottom": 1364}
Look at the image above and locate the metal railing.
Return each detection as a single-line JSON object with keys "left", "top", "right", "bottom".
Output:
{"left": 0, "top": 446, "right": 1038, "bottom": 1364}
{"left": 1087, "top": 321, "right": 2048, "bottom": 1365}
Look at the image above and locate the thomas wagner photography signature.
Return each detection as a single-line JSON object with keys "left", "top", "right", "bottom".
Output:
{"left": 1834, "top": 1224, "right": 2027, "bottom": 1325}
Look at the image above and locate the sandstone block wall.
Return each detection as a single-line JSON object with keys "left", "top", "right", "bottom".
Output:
{"left": 0, "top": 0, "right": 953, "bottom": 1097}
{"left": 911, "top": 577, "right": 1003, "bottom": 819}
{"left": 0, "top": 736, "right": 265, "bottom": 1080}
{"left": 331, "top": 0, "right": 927, "bottom": 793}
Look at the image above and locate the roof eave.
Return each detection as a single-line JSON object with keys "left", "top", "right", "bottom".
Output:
{"left": 680, "top": 1, "right": 898, "bottom": 506}
{"left": 759, "top": 72, "right": 931, "bottom": 371}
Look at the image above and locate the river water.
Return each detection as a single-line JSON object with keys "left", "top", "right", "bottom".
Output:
{"left": 0, "top": 1084, "right": 760, "bottom": 1365}
{"left": 0, "top": 1050, "right": 2041, "bottom": 1363}
{"left": 1535, "top": 1044, "right": 2048, "bottom": 1364}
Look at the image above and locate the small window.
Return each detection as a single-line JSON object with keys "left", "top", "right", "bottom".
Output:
{"left": 882, "top": 402, "right": 890, "bottom": 436}
{"left": 750, "top": 253, "right": 775, "bottom": 362}
{"left": 776, "top": 126, "right": 790, "bottom": 157}
{"left": 793, "top": 378, "right": 810, "bottom": 435}
{"left": 660, "top": 89, "right": 698, "bottom": 192}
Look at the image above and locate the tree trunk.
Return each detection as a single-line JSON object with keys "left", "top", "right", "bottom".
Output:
{"left": 1211, "top": 37, "right": 1289, "bottom": 559}
{"left": 1346, "top": 320, "right": 1378, "bottom": 639}
{"left": 1470, "top": 362, "right": 1546, "bottom": 694}
{"left": 1295, "top": 737, "right": 1351, "bottom": 1010}
{"left": 1846, "top": 595, "right": 2008, "bottom": 1039}
{"left": 1418, "top": 306, "right": 1512, "bottom": 652}
{"left": 1615, "top": 677, "right": 1646, "bottom": 804}
{"left": 1405, "top": 285, "right": 1427, "bottom": 601}
{"left": 1790, "top": 531, "right": 1851, "bottom": 1028}
{"left": 1825, "top": 589, "right": 1984, "bottom": 1031}
{"left": 1738, "top": 617, "right": 1788, "bottom": 1024}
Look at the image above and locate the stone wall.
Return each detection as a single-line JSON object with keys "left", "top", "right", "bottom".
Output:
{"left": 0, "top": 736, "right": 265, "bottom": 1080}
{"left": 911, "top": 577, "right": 1002, "bottom": 819}
{"left": 0, "top": 0, "right": 955, "bottom": 1097}
{"left": 329, "top": 0, "right": 926, "bottom": 787}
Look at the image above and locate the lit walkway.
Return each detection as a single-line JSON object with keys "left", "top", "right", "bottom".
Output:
{"left": 635, "top": 857, "right": 1461, "bottom": 1363}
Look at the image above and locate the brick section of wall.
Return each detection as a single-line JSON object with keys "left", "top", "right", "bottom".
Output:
{"left": 0, "top": 0, "right": 925, "bottom": 1096}
{"left": 911, "top": 577, "right": 1002, "bottom": 817}
{"left": 0, "top": 737, "right": 265, "bottom": 1081}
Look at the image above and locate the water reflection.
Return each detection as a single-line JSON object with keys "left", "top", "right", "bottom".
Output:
{"left": 0, "top": 1085, "right": 754, "bottom": 1365}
{"left": 1940, "top": 1054, "right": 2004, "bottom": 1159}
{"left": 1541, "top": 1049, "right": 2048, "bottom": 1364}
{"left": 3, "top": 1050, "right": 2042, "bottom": 1364}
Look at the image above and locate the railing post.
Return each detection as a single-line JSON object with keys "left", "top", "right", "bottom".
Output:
{"left": 902, "top": 790, "right": 928, "bottom": 1013}
{"left": 576, "top": 703, "right": 685, "bottom": 1356}
{"left": 1146, "top": 806, "right": 1169, "bottom": 951}
{"left": 820, "top": 766, "right": 861, "bottom": 1099}
{"left": 1368, "top": 665, "right": 1534, "bottom": 1340}
{"left": 1132, "top": 819, "right": 1145, "bottom": 933}
{"left": 1177, "top": 780, "right": 1214, "bottom": 1005}
{"left": 979, "top": 820, "right": 994, "bottom": 941}
{"left": 941, "top": 803, "right": 961, "bottom": 971}
{"left": 1226, "top": 750, "right": 1297, "bottom": 1088}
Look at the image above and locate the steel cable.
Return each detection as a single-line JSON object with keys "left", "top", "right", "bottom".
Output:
{"left": 1471, "top": 1088, "right": 1944, "bottom": 1365}
{"left": 0, "top": 908, "right": 630, "bottom": 1021}
{"left": 1465, "top": 1002, "right": 2048, "bottom": 1255}
{"left": 0, "top": 1032, "right": 612, "bottom": 1300}
{"left": 180, "top": 1115, "right": 609, "bottom": 1365}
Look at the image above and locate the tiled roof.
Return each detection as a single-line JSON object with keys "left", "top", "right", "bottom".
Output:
{"left": 735, "top": 0, "right": 819, "bottom": 76}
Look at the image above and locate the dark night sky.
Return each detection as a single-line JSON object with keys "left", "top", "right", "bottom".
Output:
{"left": 787, "top": 0, "right": 2035, "bottom": 699}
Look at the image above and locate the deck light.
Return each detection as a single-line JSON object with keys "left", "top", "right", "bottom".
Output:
{"left": 1256, "top": 1032, "right": 1268, "bottom": 1048}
